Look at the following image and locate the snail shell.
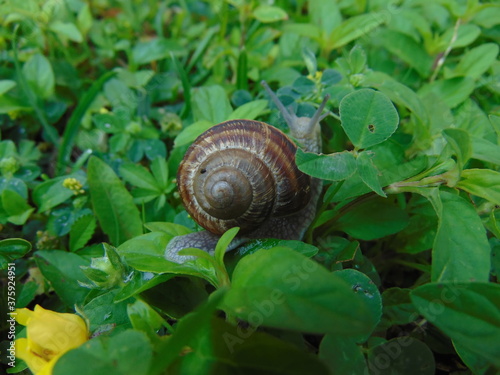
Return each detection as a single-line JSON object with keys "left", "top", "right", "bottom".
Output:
{"left": 177, "top": 120, "right": 312, "bottom": 235}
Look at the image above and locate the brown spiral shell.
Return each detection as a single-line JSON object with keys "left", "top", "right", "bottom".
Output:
{"left": 177, "top": 120, "right": 312, "bottom": 235}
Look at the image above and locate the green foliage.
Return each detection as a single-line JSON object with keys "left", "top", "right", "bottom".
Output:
{"left": 1, "top": 0, "right": 500, "bottom": 374}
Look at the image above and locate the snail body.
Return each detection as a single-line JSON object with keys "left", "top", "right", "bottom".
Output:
{"left": 165, "top": 82, "right": 329, "bottom": 263}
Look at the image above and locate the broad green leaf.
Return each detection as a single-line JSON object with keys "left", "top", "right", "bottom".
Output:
{"left": 83, "top": 289, "right": 133, "bottom": 333}
{"left": 379, "top": 30, "right": 433, "bottom": 77}
{"left": 442, "top": 128, "right": 471, "bottom": 170}
{"left": 222, "top": 247, "right": 375, "bottom": 336}
{"left": 366, "top": 337, "right": 435, "bottom": 375}
{"left": 69, "top": 215, "right": 97, "bottom": 252}
{"left": 32, "top": 173, "right": 85, "bottom": 212}
{"left": 319, "top": 335, "right": 367, "bottom": 375}
{"left": 336, "top": 197, "right": 409, "bottom": 241}
{"left": 117, "top": 231, "right": 218, "bottom": 286}
{"left": 428, "top": 191, "right": 490, "bottom": 282}
{"left": 0, "top": 80, "right": 16, "bottom": 95}
{"left": 192, "top": 85, "right": 232, "bottom": 124}
{"left": 174, "top": 120, "right": 213, "bottom": 147}
{"left": 49, "top": 21, "right": 83, "bottom": 42}
{"left": 308, "top": 0, "right": 341, "bottom": 35}
{"left": 472, "top": 5, "right": 500, "bottom": 28}
{"left": 177, "top": 317, "right": 329, "bottom": 374}
{"left": 335, "top": 269, "right": 382, "bottom": 341}
{"left": 150, "top": 157, "right": 169, "bottom": 189}
{"left": 418, "top": 77, "right": 475, "bottom": 109}
{"left": 132, "top": 37, "right": 184, "bottom": 65}
{"left": 143, "top": 222, "right": 192, "bottom": 237}
{"left": 411, "top": 282, "right": 500, "bottom": 368}
{"left": 0, "top": 238, "right": 31, "bottom": 269}
{"left": 227, "top": 99, "right": 268, "bottom": 120}
{"left": 235, "top": 239, "right": 319, "bottom": 258}
{"left": 329, "top": 12, "right": 385, "bottom": 50}
{"left": 119, "top": 162, "right": 160, "bottom": 191}
{"left": 457, "top": 169, "right": 500, "bottom": 206}
{"left": 362, "top": 71, "right": 428, "bottom": 124}
{"left": 450, "top": 43, "right": 499, "bottom": 79}
{"left": 54, "top": 330, "right": 152, "bottom": 375}
{"left": 471, "top": 136, "right": 500, "bottom": 165}
{"left": 356, "top": 151, "right": 386, "bottom": 197}
{"left": 76, "top": 3, "right": 92, "bottom": 35}
{"left": 87, "top": 157, "right": 143, "bottom": 246}
{"left": 22, "top": 53, "right": 55, "bottom": 99}
{"left": 339, "top": 89, "right": 399, "bottom": 149}
{"left": 252, "top": 5, "right": 288, "bottom": 23}
{"left": 1, "top": 189, "right": 34, "bottom": 225}
{"left": 151, "top": 289, "right": 226, "bottom": 373}
{"left": 34, "top": 250, "right": 89, "bottom": 307}
{"left": 127, "top": 299, "right": 166, "bottom": 341}
{"left": 295, "top": 149, "right": 357, "bottom": 181}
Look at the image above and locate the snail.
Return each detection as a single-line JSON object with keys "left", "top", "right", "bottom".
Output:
{"left": 165, "top": 81, "right": 330, "bottom": 263}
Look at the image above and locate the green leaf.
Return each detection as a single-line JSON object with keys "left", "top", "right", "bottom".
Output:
{"left": 22, "top": 53, "right": 55, "bottom": 99}
{"left": 449, "top": 43, "right": 499, "bottom": 79}
{"left": 308, "top": 0, "right": 341, "bottom": 35}
{"left": 127, "top": 299, "right": 166, "bottom": 341}
{"left": 336, "top": 197, "right": 409, "bottom": 241}
{"left": 227, "top": 99, "right": 268, "bottom": 120}
{"left": 222, "top": 247, "right": 375, "bottom": 336}
{"left": 0, "top": 238, "right": 31, "bottom": 269}
{"left": 34, "top": 250, "right": 89, "bottom": 307}
{"left": 411, "top": 282, "right": 500, "bottom": 368}
{"left": 49, "top": 21, "right": 83, "bottom": 42}
{"left": 366, "top": 337, "right": 435, "bottom": 375}
{"left": 235, "top": 239, "right": 319, "bottom": 258}
{"left": 32, "top": 173, "right": 85, "bottom": 212}
{"left": 83, "top": 289, "right": 133, "bottom": 333}
{"left": 252, "top": 5, "right": 288, "bottom": 23}
{"left": 176, "top": 316, "right": 329, "bottom": 374}
{"left": 57, "top": 71, "right": 116, "bottom": 175}
{"left": 151, "top": 289, "right": 226, "bottom": 374}
{"left": 69, "top": 215, "right": 97, "bottom": 252}
{"left": 442, "top": 128, "right": 472, "bottom": 170}
{"left": 1, "top": 189, "right": 34, "bottom": 225}
{"left": 329, "top": 12, "right": 385, "bottom": 50}
{"left": 335, "top": 269, "right": 382, "bottom": 341}
{"left": 132, "top": 37, "right": 184, "bottom": 65}
{"left": 471, "top": 136, "right": 500, "bottom": 165}
{"left": 319, "top": 335, "right": 367, "bottom": 375}
{"left": 119, "top": 162, "right": 160, "bottom": 191}
{"left": 295, "top": 149, "right": 357, "bottom": 181}
{"left": 191, "top": 85, "right": 232, "bottom": 124}
{"left": 356, "top": 151, "right": 386, "bottom": 197}
{"left": 214, "top": 227, "right": 239, "bottom": 269}
{"left": 339, "top": 89, "right": 399, "bottom": 149}
{"left": 457, "top": 169, "right": 500, "bottom": 206}
{"left": 174, "top": 120, "right": 213, "bottom": 147}
{"left": 379, "top": 30, "right": 433, "bottom": 77}
{"left": 54, "top": 330, "right": 152, "bottom": 375}
{"left": 362, "top": 71, "right": 429, "bottom": 124}
{"left": 0, "top": 80, "right": 16, "bottom": 95}
{"left": 428, "top": 190, "right": 490, "bottom": 282}
{"left": 418, "top": 77, "right": 475, "bottom": 109}
{"left": 87, "top": 156, "right": 143, "bottom": 246}
{"left": 150, "top": 157, "right": 169, "bottom": 190}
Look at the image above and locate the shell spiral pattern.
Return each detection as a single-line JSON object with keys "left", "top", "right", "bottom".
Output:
{"left": 177, "top": 120, "right": 312, "bottom": 235}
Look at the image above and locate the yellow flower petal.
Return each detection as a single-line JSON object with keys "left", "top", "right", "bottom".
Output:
{"left": 15, "top": 308, "right": 34, "bottom": 326}
{"left": 15, "top": 338, "right": 49, "bottom": 374}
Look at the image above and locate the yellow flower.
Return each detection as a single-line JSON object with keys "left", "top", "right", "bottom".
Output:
{"left": 15, "top": 305, "right": 89, "bottom": 375}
